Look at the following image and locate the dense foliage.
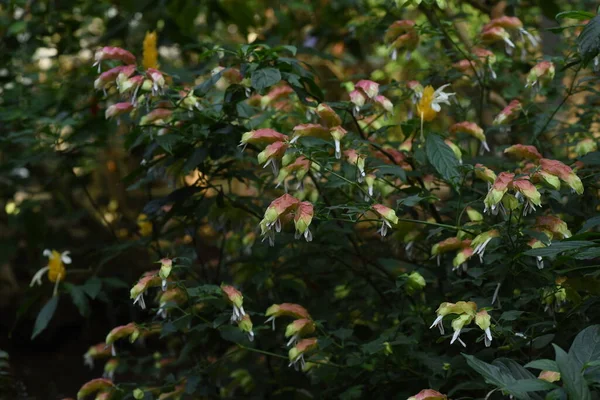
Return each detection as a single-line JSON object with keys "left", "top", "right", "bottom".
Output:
{"left": 2, "top": 1, "right": 600, "bottom": 399}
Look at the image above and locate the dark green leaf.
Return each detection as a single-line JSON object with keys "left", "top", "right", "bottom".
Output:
{"left": 251, "top": 68, "right": 282, "bottom": 91}
{"left": 578, "top": 216, "right": 600, "bottom": 233}
{"left": 31, "top": 296, "right": 59, "bottom": 339}
{"left": 525, "top": 359, "right": 559, "bottom": 372}
{"left": 579, "top": 151, "right": 600, "bottom": 165}
{"left": 577, "top": 16, "right": 600, "bottom": 66}
{"left": 569, "top": 325, "right": 600, "bottom": 369}
{"left": 66, "top": 284, "right": 90, "bottom": 317}
{"left": 504, "top": 379, "right": 556, "bottom": 393}
{"left": 554, "top": 344, "right": 592, "bottom": 400}
{"left": 156, "top": 134, "right": 183, "bottom": 154}
{"left": 524, "top": 241, "right": 595, "bottom": 257}
{"left": 375, "top": 165, "right": 407, "bottom": 181}
{"left": 556, "top": 11, "right": 595, "bottom": 21}
{"left": 82, "top": 277, "right": 102, "bottom": 300}
{"left": 425, "top": 134, "right": 460, "bottom": 186}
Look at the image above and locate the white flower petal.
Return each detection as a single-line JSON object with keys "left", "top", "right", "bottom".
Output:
{"left": 61, "top": 251, "right": 72, "bottom": 264}
{"left": 43, "top": 249, "right": 52, "bottom": 257}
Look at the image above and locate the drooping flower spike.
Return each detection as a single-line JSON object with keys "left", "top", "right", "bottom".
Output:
{"left": 449, "top": 121, "right": 489, "bottom": 152}
{"left": 288, "top": 337, "right": 318, "bottom": 370}
{"left": 239, "top": 128, "right": 288, "bottom": 150}
{"left": 130, "top": 270, "right": 161, "bottom": 309}
{"left": 481, "top": 26, "right": 515, "bottom": 53}
{"left": 535, "top": 215, "right": 572, "bottom": 239}
{"left": 408, "top": 389, "right": 448, "bottom": 400}
{"left": 452, "top": 240, "right": 474, "bottom": 272}
{"left": 484, "top": 172, "right": 514, "bottom": 215}
{"left": 93, "top": 46, "right": 136, "bottom": 72}
{"left": 30, "top": 249, "right": 71, "bottom": 296}
{"left": 474, "top": 164, "right": 497, "bottom": 186}
{"left": 294, "top": 201, "right": 314, "bottom": 242}
{"left": 475, "top": 310, "right": 493, "bottom": 347}
{"left": 77, "top": 378, "right": 115, "bottom": 400}
{"left": 142, "top": 31, "right": 159, "bottom": 70}
{"left": 221, "top": 284, "right": 246, "bottom": 323}
{"left": 276, "top": 156, "right": 312, "bottom": 191}
{"left": 83, "top": 343, "right": 111, "bottom": 369}
{"left": 344, "top": 149, "right": 367, "bottom": 182}
{"left": 539, "top": 158, "right": 584, "bottom": 195}
{"left": 371, "top": 204, "right": 399, "bottom": 237}
{"left": 384, "top": 20, "right": 419, "bottom": 60}
{"left": 504, "top": 144, "right": 542, "bottom": 161}
{"left": 285, "top": 318, "right": 316, "bottom": 347}
{"left": 105, "top": 102, "right": 135, "bottom": 120}
{"left": 471, "top": 230, "right": 499, "bottom": 262}
{"left": 316, "top": 103, "right": 342, "bottom": 127}
{"left": 257, "top": 141, "right": 289, "bottom": 176}
{"left": 265, "top": 303, "right": 312, "bottom": 330}
{"left": 484, "top": 16, "right": 538, "bottom": 49}
{"left": 431, "top": 237, "right": 465, "bottom": 266}
{"left": 140, "top": 108, "right": 172, "bottom": 126}
{"left": 526, "top": 61, "right": 555, "bottom": 90}
{"left": 259, "top": 194, "right": 300, "bottom": 246}
{"left": 493, "top": 100, "right": 522, "bottom": 126}
{"left": 105, "top": 323, "right": 141, "bottom": 356}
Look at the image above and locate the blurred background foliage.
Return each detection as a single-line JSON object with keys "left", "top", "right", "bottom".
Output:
{"left": 1, "top": 0, "right": 600, "bottom": 399}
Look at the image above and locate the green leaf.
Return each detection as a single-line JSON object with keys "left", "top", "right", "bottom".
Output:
{"left": 251, "top": 68, "right": 282, "bottom": 91}
{"left": 65, "top": 284, "right": 90, "bottom": 317}
{"left": 425, "top": 134, "right": 460, "bottom": 186}
{"left": 556, "top": 10, "right": 595, "bottom": 21}
{"left": 579, "top": 151, "right": 600, "bottom": 165}
{"left": 553, "top": 344, "right": 592, "bottom": 400}
{"left": 578, "top": 216, "right": 600, "bottom": 233}
{"left": 524, "top": 241, "right": 595, "bottom": 257}
{"left": 504, "top": 379, "right": 556, "bottom": 393}
{"left": 577, "top": 16, "right": 600, "bottom": 66}
{"left": 339, "top": 385, "right": 363, "bottom": 400}
{"left": 31, "top": 296, "right": 59, "bottom": 339}
{"left": 375, "top": 165, "right": 407, "bottom": 181}
{"left": 525, "top": 359, "right": 559, "bottom": 372}
{"left": 569, "top": 325, "right": 600, "bottom": 369}
{"left": 156, "top": 134, "right": 183, "bottom": 154}
{"left": 82, "top": 277, "right": 102, "bottom": 299}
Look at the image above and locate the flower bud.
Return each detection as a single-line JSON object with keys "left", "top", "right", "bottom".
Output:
{"left": 355, "top": 80, "right": 379, "bottom": 99}
{"left": 294, "top": 201, "right": 314, "bottom": 241}
{"left": 474, "top": 164, "right": 497, "bottom": 183}
{"left": 406, "top": 271, "right": 426, "bottom": 294}
{"left": 535, "top": 216, "right": 572, "bottom": 239}
{"left": 257, "top": 141, "right": 288, "bottom": 168}
{"left": 105, "top": 102, "right": 134, "bottom": 119}
{"left": 291, "top": 123, "right": 330, "bottom": 143}
{"left": 574, "top": 138, "right": 597, "bottom": 157}
{"left": 504, "top": 144, "right": 542, "bottom": 160}
{"left": 493, "top": 100, "right": 522, "bottom": 126}
{"left": 372, "top": 204, "right": 399, "bottom": 225}
{"left": 130, "top": 272, "right": 161, "bottom": 303}
{"left": 316, "top": 103, "right": 342, "bottom": 127}
{"left": 158, "top": 258, "right": 173, "bottom": 281}
{"left": 221, "top": 284, "right": 243, "bottom": 309}
{"left": 237, "top": 314, "right": 254, "bottom": 341}
{"left": 349, "top": 90, "right": 367, "bottom": 108}
{"left": 284, "top": 318, "right": 316, "bottom": 339}
{"left": 484, "top": 172, "right": 514, "bottom": 213}
{"left": 265, "top": 303, "right": 311, "bottom": 320}
{"left": 374, "top": 95, "right": 394, "bottom": 114}
{"left": 431, "top": 237, "right": 463, "bottom": 256}
{"left": 288, "top": 338, "right": 318, "bottom": 363}
{"left": 540, "top": 158, "right": 584, "bottom": 195}
{"left": 475, "top": 309, "right": 493, "bottom": 347}
{"left": 133, "top": 389, "right": 145, "bottom": 400}
{"left": 539, "top": 371, "right": 560, "bottom": 383}
{"left": 453, "top": 245, "right": 474, "bottom": 270}
{"left": 105, "top": 323, "right": 140, "bottom": 348}
{"left": 481, "top": 26, "right": 514, "bottom": 48}
{"left": 526, "top": 61, "right": 555, "bottom": 88}
{"left": 408, "top": 389, "right": 447, "bottom": 400}
{"left": 466, "top": 207, "right": 483, "bottom": 222}
{"left": 240, "top": 128, "right": 288, "bottom": 148}
{"left": 445, "top": 139, "right": 462, "bottom": 164}
{"left": 140, "top": 108, "right": 172, "bottom": 126}
{"left": 77, "top": 378, "right": 114, "bottom": 400}
{"left": 450, "top": 122, "right": 488, "bottom": 151}
{"left": 94, "top": 46, "right": 136, "bottom": 66}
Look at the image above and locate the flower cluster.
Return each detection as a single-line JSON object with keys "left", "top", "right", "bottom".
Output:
{"left": 259, "top": 194, "right": 314, "bottom": 245}
{"left": 430, "top": 301, "right": 493, "bottom": 347}
{"left": 222, "top": 284, "right": 254, "bottom": 341}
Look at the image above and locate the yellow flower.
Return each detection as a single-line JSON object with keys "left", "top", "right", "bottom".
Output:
{"left": 417, "top": 86, "right": 437, "bottom": 122}
{"left": 142, "top": 31, "right": 159, "bottom": 70}
{"left": 30, "top": 249, "right": 71, "bottom": 296}
{"left": 137, "top": 213, "right": 153, "bottom": 237}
